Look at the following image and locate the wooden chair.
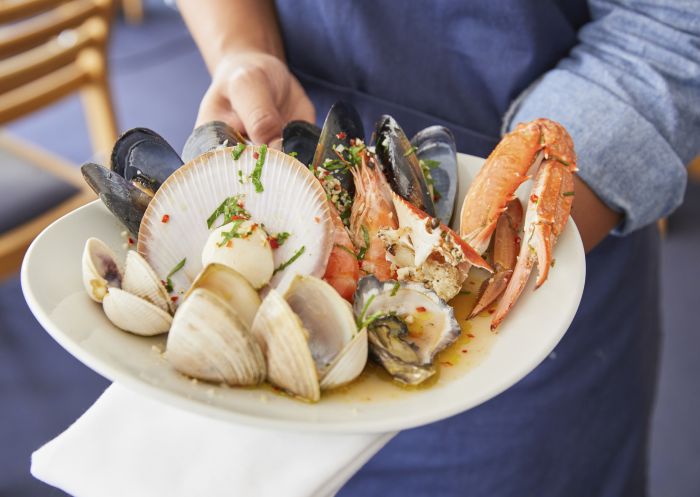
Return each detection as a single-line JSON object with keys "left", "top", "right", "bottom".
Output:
{"left": 0, "top": 0, "right": 118, "bottom": 280}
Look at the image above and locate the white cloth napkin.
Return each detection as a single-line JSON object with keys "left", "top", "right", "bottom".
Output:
{"left": 31, "top": 384, "right": 396, "bottom": 497}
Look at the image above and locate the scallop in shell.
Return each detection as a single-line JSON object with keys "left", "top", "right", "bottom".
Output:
{"left": 251, "top": 275, "right": 367, "bottom": 401}
{"left": 102, "top": 287, "right": 172, "bottom": 336}
{"left": 137, "top": 146, "right": 333, "bottom": 298}
{"left": 82, "top": 237, "right": 122, "bottom": 303}
{"left": 121, "top": 250, "right": 172, "bottom": 313}
{"left": 353, "top": 276, "right": 460, "bottom": 385}
{"left": 167, "top": 288, "right": 265, "bottom": 386}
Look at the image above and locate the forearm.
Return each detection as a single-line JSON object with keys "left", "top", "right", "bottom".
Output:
{"left": 570, "top": 176, "right": 621, "bottom": 253}
{"left": 176, "top": 0, "right": 285, "bottom": 73}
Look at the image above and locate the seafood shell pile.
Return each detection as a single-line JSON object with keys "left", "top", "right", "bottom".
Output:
{"left": 80, "top": 102, "right": 577, "bottom": 397}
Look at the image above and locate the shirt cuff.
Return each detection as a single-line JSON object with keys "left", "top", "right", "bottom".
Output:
{"left": 505, "top": 70, "right": 687, "bottom": 235}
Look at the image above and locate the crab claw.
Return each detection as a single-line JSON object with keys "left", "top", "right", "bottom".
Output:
{"left": 469, "top": 199, "right": 523, "bottom": 318}
{"left": 490, "top": 159, "right": 575, "bottom": 330}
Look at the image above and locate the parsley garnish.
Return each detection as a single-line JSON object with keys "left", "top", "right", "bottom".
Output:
{"left": 335, "top": 243, "right": 356, "bottom": 258}
{"left": 403, "top": 146, "right": 417, "bottom": 157}
{"left": 207, "top": 195, "right": 250, "bottom": 229}
{"left": 164, "top": 257, "right": 186, "bottom": 293}
{"left": 274, "top": 231, "right": 291, "bottom": 246}
{"left": 217, "top": 219, "right": 257, "bottom": 247}
{"left": 251, "top": 144, "right": 267, "bottom": 193}
{"left": 273, "top": 245, "right": 306, "bottom": 275}
{"left": 562, "top": 191, "right": 575, "bottom": 197}
{"left": 288, "top": 151, "right": 298, "bottom": 158}
{"left": 390, "top": 281, "right": 400, "bottom": 297}
{"left": 231, "top": 143, "right": 246, "bottom": 160}
{"left": 355, "top": 294, "right": 383, "bottom": 329}
{"left": 237, "top": 170, "right": 245, "bottom": 184}
{"left": 357, "top": 225, "right": 370, "bottom": 260}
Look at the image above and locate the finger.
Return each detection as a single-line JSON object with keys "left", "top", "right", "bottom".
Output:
{"left": 286, "top": 82, "right": 316, "bottom": 124}
{"left": 227, "top": 68, "right": 284, "bottom": 144}
{"left": 196, "top": 84, "right": 244, "bottom": 131}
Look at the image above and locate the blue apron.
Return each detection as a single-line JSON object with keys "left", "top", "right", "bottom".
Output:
{"left": 275, "top": 2, "right": 660, "bottom": 495}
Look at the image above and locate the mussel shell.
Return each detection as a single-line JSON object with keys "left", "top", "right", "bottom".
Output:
{"left": 374, "top": 115, "right": 436, "bottom": 217}
{"left": 311, "top": 101, "right": 365, "bottom": 196}
{"left": 411, "top": 125, "right": 458, "bottom": 225}
{"left": 110, "top": 127, "right": 183, "bottom": 194}
{"left": 182, "top": 121, "right": 240, "bottom": 164}
{"left": 282, "top": 120, "right": 321, "bottom": 166}
{"left": 81, "top": 163, "right": 151, "bottom": 236}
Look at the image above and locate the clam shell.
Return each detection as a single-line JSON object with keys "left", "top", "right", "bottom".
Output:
{"left": 251, "top": 289, "right": 320, "bottom": 402}
{"left": 185, "top": 263, "right": 261, "bottom": 330}
{"left": 122, "top": 250, "right": 172, "bottom": 313}
{"left": 283, "top": 274, "right": 366, "bottom": 389}
{"left": 137, "top": 147, "right": 333, "bottom": 297}
{"left": 167, "top": 288, "right": 265, "bottom": 386}
{"left": 102, "top": 287, "right": 172, "bottom": 336}
{"left": 82, "top": 237, "right": 122, "bottom": 303}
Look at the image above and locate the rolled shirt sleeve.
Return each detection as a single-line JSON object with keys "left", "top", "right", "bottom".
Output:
{"left": 505, "top": 0, "right": 700, "bottom": 235}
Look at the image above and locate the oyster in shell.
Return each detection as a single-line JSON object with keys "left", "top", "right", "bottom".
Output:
{"left": 353, "top": 276, "right": 460, "bottom": 385}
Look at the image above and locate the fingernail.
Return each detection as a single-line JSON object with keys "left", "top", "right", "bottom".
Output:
{"left": 269, "top": 137, "right": 283, "bottom": 150}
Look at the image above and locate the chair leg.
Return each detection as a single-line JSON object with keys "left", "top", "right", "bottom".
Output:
{"left": 80, "top": 71, "right": 118, "bottom": 159}
{"left": 121, "top": 0, "right": 143, "bottom": 24}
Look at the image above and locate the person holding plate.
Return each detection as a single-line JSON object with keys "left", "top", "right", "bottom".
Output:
{"left": 178, "top": 1, "right": 699, "bottom": 495}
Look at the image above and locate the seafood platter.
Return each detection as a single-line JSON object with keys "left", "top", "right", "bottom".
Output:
{"left": 21, "top": 102, "right": 585, "bottom": 432}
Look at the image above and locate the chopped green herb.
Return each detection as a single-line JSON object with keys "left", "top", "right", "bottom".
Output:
{"left": 164, "top": 257, "right": 187, "bottom": 293}
{"left": 356, "top": 294, "right": 375, "bottom": 328}
{"left": 556, "top": 157, "right": 571, "bottom": 166}
{"left": 217, "top": 219, "right": 246, "bottom": 246}
{"left": 207, "top": 195, "right": 250, "bottom": 229}
{"left": 288, "top": 151, "right": 298, "bottom": 158}
{"left": 357, "top": 225, "right": 370, "bottom": 260}
{"left": 237, "top": 169, "right": 245, "bottom": 184}
{"left": 459, "top": 290, "right": 471, "bottom": 295}
{"left": 231, "top": 142, "right": 246, "bottom": 160}
{"left": 403, "top": 145, "right": 417, "bottom": 157}
{"left": 251, "top": 144, "right": 267, "bottom": 193}
{"left": 335, "top": 243, "right": 356, "bottom": 258}
{"left": 562, "top": 191, "right": 575, "bottom": 197}
{"left": 273, "top": 245, "right": 306, "bottom": 275}
{"left": 274, "top": 231, "right": 291, "bottom": 246}
{"left": 390, "top": 281, "right": 401, "bottom": 297}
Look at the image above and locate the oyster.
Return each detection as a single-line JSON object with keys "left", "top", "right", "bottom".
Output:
{"left": 251, "top": 274, "right": 367, "bottom": 401}
{"left": 353, "top": 276, "right": 460, "bottom": 385}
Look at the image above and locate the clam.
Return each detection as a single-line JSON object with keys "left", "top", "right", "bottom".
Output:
{"left": 201, "top": 220, "right": 274, "bottom": 289}
{"left": 121, "top": 250, "right": 172, "bottom": 313}
{"left": 251, "top": 274, "right": 367, "bottom": 401}
{"left": 182, "top": 121, "right": 241, "bottom": 164}
{"left": 167, "top": 288, "right": 265, "bottom": 386}
{"left": 375, "top": 115, "right": 436, "bottom": 217}
{"left": 282, "top": 120, "right": 321, "bottom": 166}
{"left": 185, "top": 263, "right": 261, "bottom": 329}
{"left": 411, "top": 125, "right": 458, "bottom": 225}
{"left": 102, "top": 287, "right": 172, "bottom": 336}
{"left": 137, "top": 146, "right": 333, "bottom": 296}
{"left": 353, "top": 276, "right": 461, "bottom": 385}
{"left": 82, "top": 237, "right": 122, "bottom": 303}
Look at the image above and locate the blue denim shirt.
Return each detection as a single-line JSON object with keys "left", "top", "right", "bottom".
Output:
{"left": 507, "top": 0, "right": 699, "bottom": 234}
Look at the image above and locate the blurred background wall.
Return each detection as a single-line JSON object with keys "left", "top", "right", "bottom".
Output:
{"left": 0, "top": 1, "right": 698, "bottom": 495}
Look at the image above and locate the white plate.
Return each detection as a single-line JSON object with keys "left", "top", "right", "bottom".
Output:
{"left": 21, "top": 153, "right": 585, "bottom": 433}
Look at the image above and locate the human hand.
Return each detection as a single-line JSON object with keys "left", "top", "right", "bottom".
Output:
{"left": 196, "top": 52, "right": 315, "bottom": 145}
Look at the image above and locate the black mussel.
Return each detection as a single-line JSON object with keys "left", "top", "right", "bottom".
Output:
{"left": 311, "top": 101, "right": 365, "bottom": 196}
{"left": 110, "top": 128, "right": 183, "bottom": 195}
{"left": 411, "top": 125, "right": 458, "bottom": 225}
{"left": 282, "top": 120, "right": 321, "bottom": 166}
{"left": 82, "top": 163, "right": 151, "bottom": 237}
{"left": 182, "top": 121, "right": 241, "bottom": 164}
{"left": 374, "top": 115, "right": 436, "bottom": 217}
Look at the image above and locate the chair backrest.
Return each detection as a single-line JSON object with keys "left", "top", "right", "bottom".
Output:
{"left": 0, "top": 0, "right": 117, "bottom": 156}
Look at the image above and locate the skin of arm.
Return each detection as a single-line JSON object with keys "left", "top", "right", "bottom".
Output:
{"left": 178, "top": 0, "right": 617, "bottom": 253}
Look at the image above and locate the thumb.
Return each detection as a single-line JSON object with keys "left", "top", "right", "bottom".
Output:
{"left": 226, "top": 67, "right": 284, "bottom": 144}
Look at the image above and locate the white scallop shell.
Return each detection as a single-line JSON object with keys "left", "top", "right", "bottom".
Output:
{"left": 167, "top": 288, "right": 265, "bottom": 386}
{"left": 185, "top": 263, "right": 261, "bottom": 330}
{"left": 82, "top": 237, "right": 122, "bottom": 302}
{"left": 137, "top": 146, "right": 333, "bottom": 299}
{"left": 122, "top": 250, "right": 172, "bottom": 313}
{"left": 251, "top": 289, "right": 320, "bottom": 402}
{"left": 102, "top": 287, "right": 172, "bottom": 336}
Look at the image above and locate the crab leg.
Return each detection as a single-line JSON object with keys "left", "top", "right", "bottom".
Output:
{"left": 469, "top": 199, "right": 523, "bottom": 318}
{"left": 490, "top": 158, "right": 576, "bottom": 330}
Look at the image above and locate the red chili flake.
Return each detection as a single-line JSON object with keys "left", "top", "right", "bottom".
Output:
{"left": 268, "top": 236, "right": 279, "bottom": 249}
{"left": 237, "top": 200, "right": 245, "bottom": 208}
{"left": 515, "top": 235, "right": 521, "bottom": 244}
{"left": 488, "top": 309, "right": 496, "bottom": 314}
{"left": 467, "top": 333, "right": 475, "bottom": 338}
{"left": 226, "top": 240, "right": 233, "bottom": 248}
{"left": 170, "top": 295, "right": 179, "bottom": 303}
{"left": 440, "top": 361, "right": 454, "bottom": 367}
{"left": 128, "top": 237, "right": 135, "bottom": 245}
{"left": 530, "top": 194, "right": 539, "bottom": 203}
{"left": 461, "top": 349, "right": 468, "bottom": 354}
{"left": 336, "top": 131, "right": 347, "bottom": 140}
{"left": 250, "top": 223, "right": 258, "bottom": 231}
{"left": 160, "top": 280, "right": 166, "bottom": 286}
{"left": 230, "top": 215, "right": 246, "bottom": 221}
{"left": 161, "top": 214, "right": 170, "bottom": 223}
{"left": 253, "top": 152, "right": 260, "bottom": 160}
{"left": 416, "top": 306, "right": 427, "bottom": 313}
